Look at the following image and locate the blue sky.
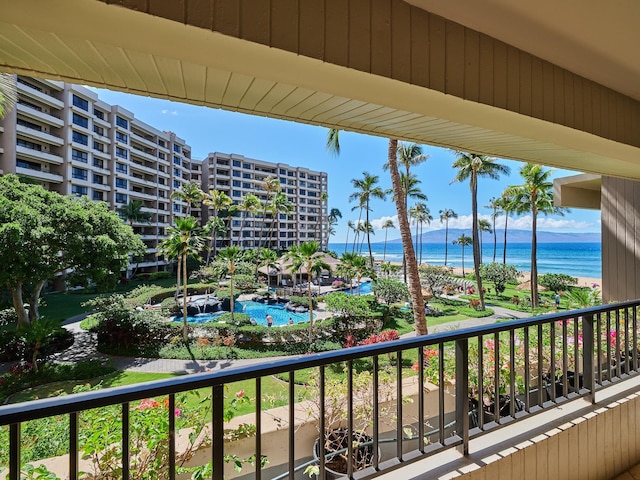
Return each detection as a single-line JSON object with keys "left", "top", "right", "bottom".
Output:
{"left": 93, "top": 87, "right": 601, "bottom": 242}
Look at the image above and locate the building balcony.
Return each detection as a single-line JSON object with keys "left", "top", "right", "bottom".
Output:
{"left": 17, "top": 82, "right": 64, "bottom": 110}
{"left": 2, "top": 301, "right": 640, "bottom": 479}
{"left": 130, "top": 132, "right": 158, "bottom": 150}
{"left": 15, "top": 124, "right": 64, "bottom": 147}
{"left": 130, "top": 147, "right": 157, "bottom": 163}
{"left": 129, "top": 161, "right": 157, "bottom": 176}
{"left": 16, "top": 103, "right": 64, "bottom": 128}
{"left": 130, "top": 190, "right": 158, "bottom": 202}
{"left": 15, "top": 166, "right": 63, "bottom": 183}
{"left": 93, "top": 115, "right": 110, "bottom": 129}
{"left": 16, "top": 145, "right": 63, "bottom": 165}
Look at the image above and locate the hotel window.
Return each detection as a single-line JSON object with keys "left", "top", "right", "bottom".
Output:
{"left": 232, "top": 171, "right": 241, "bottom": 177}
{"left": 93, "top": 141, "right": 104, "bottom": 152}
{"left": 115, "top": 147, "right": 128, "bottom": 159}
{"left": 17, "top": 139, "right": 42, "bottom": 151}
{"left": 72, "top": 149, "right": 88, "bottom": 163}
{"left": 71, "top": 185, "right": 88, "bottom": 197}
{"left": 115, "top": 193, "right": 128, "bottom": 204}
{"left": 173, "top": 204, "right": 181, "bottom": 213}
{"left": 242, "top": 182, "right": 251, "bottom": 189}
{"left": 232, "top": 160, "right": 241, "bottom": 167}
{"left": 173, "top": 156, "right": 181, "bottom": 166}
{"left": 173, "top": 180, "right": 181, "bottom": 188}
{"left": 115, "top": 163, "right": 128, "bottom": 174}
{"left": 72, "top": 95, "right": 89, "bottom": 111}
{"left": 159, "top": 152, "right": 166, "bottom": 160}
{"left": 232, "top": 190, "right": 241, "bottom": 197}
{"left": 173, "top": 167, "right": 180, "bottom": 176}
{"left": 72, "top": 113, "right": 88, "bottom": 128}
{"left": 116, "top": 116, "right": 129, "bottom": 129}
{"left": 242, "top": 173, "right": 251, "bottom": 179}
{"left": 72, "top": 167, "right": 88, "bottom": 180}
{"left": 116, "top": 132, "right": 128, "bottom": 144}
{"left": 17, "top": 159, "right": 41, "bottom": 171}
{"left": 173, "top": 144, "right": 181, "bottom": 153}
{"left": 158, "top": 139, "right": 166, "bottom": 147}
{"left": 92, "top": 190, "right": 104, "bottom": 201}
{"left": 18, "top": 99, "right": 42, "bottom": 111}
{"left": 115, "top": 178, "right": 128, "bottom": 189}
{"left": 92, "top": 174, "right": 103, "bottom": 185}
{"left": 93, "top": 108, "right": 104, "bottom": 120}
{"left": 232, "top": 180, "right": 241, "bottom": 187}
{"left": 72, "top": 131, "right": 88, "bottom": 146}
{"left": 242, "top": 163, "right": 251, "bottom": 169}
{"left": 17, "top": 118, "right": 42, "bottom": 131}
{"left": 93, "top": 125, "right": 104, "bottom": 136}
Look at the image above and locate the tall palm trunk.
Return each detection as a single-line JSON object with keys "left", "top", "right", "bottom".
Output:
{"left": 365, "top": 206, "right": 374, "bottom": 267}
{"left": 503, "top": 214, "right": 508, "bottom": 264}
{"left": 444, "top": 220, "right": 449, "bottom": 266}
{"left": 182, "top": 249, "right": 188, "bottom": 341}
{"left": 461, "top": 245, "right": 465, "bottom": 276}
{"left": 471, "top": 174, "right": 486, "bottom": 310}
{"left": 344, "top": 227, "right": 350, "bottom": 254}
{"left": 205, "top": 208, "right": 217, "bottom": 266}
{"left": 388, "top": 139, "right": 427, "bottom": 335}
{"left": 352, "top": 208, "right": 363, "bottom": 254}
{"left": 531, "top": 201, "right": 539, "bottom": 308}
{"left": 307, "top": 270, "right": 314, "bottom": 342}
{"left": 383, "top": 228, "right": 388, "bottom": 261}
{"left": 492, "top": 214, "right": 497, "bottom": 263}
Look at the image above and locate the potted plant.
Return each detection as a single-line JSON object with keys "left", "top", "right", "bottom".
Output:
{"left": 304, "top": 368, "right": 397, "bottom": 479}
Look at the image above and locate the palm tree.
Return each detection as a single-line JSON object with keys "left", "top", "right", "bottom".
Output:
{"left": 258, "top": 247, "right": 279, "bottom": 285}
{"left": 453, "top": 234, "right": 473, "bottom": 276}
{"left": 349, "top": 172, "right": 386, "bottom": 267}
{"left": 117, "top": 200, "right": 152, "bottom": 226}
{"left": 485, "top": 197, "right": 503, "bottom": 263}
{"left": 217, "top": 247, "right": 243, "bottom": 323}
{"left": 256, "top": 176, "right": 281, "bottom": 248}
{"left": 409, "top": 202, "right": 432, "bottom": 265}
{"left": 328, "top": 208, "right": 342, "bottom": 245}
{"left": 344, "top": 220, "right": 355, "bottom": 254}
{"left": 452, "top": 153, "right": 510, "bottom": 310}
{"left": 203, "top": 189, "right": 233, "bottom": 264}
{"left": 326, "top": 130, "right": 426, "bottom": 335}
{"left": 381, "top": 219, "right": 395, "bottom": 261}
{"left": 439, "top": 209, "right": 458, "bottom": 266}
{"left": 0, "top": 73, "right": 17, "bottom": 119}
{"left": 497, "top": 191, "right": 518, "bottom": 265}
{"left": 239, "top": 193, "right": 260, "bottom": 248}
{"left": 505, "top": 163, "right": 566, "bottom": 309}
{"left": 286, "top": 241, "right": 330, "bottom": 342}
{"left": 267, "top": 190, "right": 294, "bottom": 249}
{"left": 478, "top": 218, "right": 492, "bottom": 264}
{"left": 159, "top": 217, "right": 203, "bottom": 341}
{"left": 171, "top": 180, "right": 205, "bottom": 216}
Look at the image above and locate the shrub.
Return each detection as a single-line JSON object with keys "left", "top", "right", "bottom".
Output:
{"left": 148, "top": 271, "right": 173, "bottom": 281}
{"left": 233, "top": 274, "right": 259, "bottom": 292}
{"left": 373, "top": 278, "right": 409, "bottom": 304}
{"left": 218, "top": 312, "right": 252, "bottom": 327}
{"left": 480, "top": 263, "right": 519, "bottom": 295}
{"left": 290, "top": 295, "right": 317, "bottom": 308}
{"left": 539, "top": 273, "right": 578, "bottom": 293}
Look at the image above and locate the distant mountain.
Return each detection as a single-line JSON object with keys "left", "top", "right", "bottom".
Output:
{"left": 383, "top": 229, "right": 600, "bottom": 244}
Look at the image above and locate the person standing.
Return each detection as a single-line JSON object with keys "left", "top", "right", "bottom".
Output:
{"left": 266, "top": 314, "right": 274, "bottom": 327}
{"left": 555, "top": 291, "right": 561, "bottom": 309}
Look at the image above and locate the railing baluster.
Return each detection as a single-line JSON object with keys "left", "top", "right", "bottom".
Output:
{"left": 633, "top": 306, "right": 638, "bottom": 373}
{"left": 524, "top": 327, "right": 530, "bottom": 412}
{"left": 69, "top": 412, "right": 78, "bottom": 480}
{"left": 212, "top": 384, "right": 224, "bottom": 480}
{"left": 288, "top": 371, "right": 295, "bottom": 478}
{"left": 606, "top": 311, "right": 612, "bottom": 380}
{"left": 122, "top": 403, "right": 129, "bottom": 480}
{"left": 476, "top": 335, "right": 483, "bottom": 429}
{"left": 9, "top": 423, "right": 20, "bottom": 480}
{"left": 550, "top": 321, "right": 556, "bottom": 403}
{"left": 417, "top": 347, "right": 425, "bottom": 453}
{"left": 347, "top": 360, "right": 354, "bottom": 478}
{"left": 494, "top": 332, "right": 500, "bottom": 424}
{"left": 373, "top": 356, "right": 380, "bottom": 468}
{"left": 537, "top": 324, "right": 543, "bottom": 407}
{"left": 319, "top": 366, "right": 326, "bottom": 480}
{"left": 255, "top": 378, "right": 262, "bottom": 480}
{"left": 455, "top": 338, "right": 469, "bottom": 455}
{"left": 616, "top": 310, "right": 622, "bottom": 378}
{"left": 396, "top": 350, "right": 403, "bottom": 462}
{"left": 562, "top": 320, "right": 568, "bottom": 397}
{"left": 583, "top": 314, "right": 595, "bottom": 403}
{"left": 625, "top": 307, "right": 630, "bottom": 374}
{"left": 439, "top": 342, "right": 446, "bottom": 442}
{"left": 596, "top": 313, "right": 603, "bottom": 385}
{"left": 168, "top": 394, "right": 175, "bottom": 480}
{"left": 509, "top": 329, "right": 516, "bottom": 417}
{"left": 573, "top": 317, "right": 580, "bottom": 393}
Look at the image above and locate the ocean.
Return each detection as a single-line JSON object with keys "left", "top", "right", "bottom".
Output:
{"left": 328, "top": 241, "right": 602, "bottom": 279}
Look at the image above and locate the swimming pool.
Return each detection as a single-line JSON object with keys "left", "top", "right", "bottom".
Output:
{"left": 344, "top": 281, "right": 373, "bottom": 295}
{"left": 174, "top": 300, "right": 314, "bottom": 326}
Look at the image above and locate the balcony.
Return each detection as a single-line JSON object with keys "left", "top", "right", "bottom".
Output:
{"left": 16, "top": 145, "right": 63, "bottom": 165}
{"left": 16, "top": 103, "right": 64, "bottom": 128}
{"left": 15, "top": 124, "right": 64, "bottom": 147}
{"left": 3, "top": 301, "right": 640, "bottom": 479}
{"left": 16, "top": 82, "right": 64, "bottom": 110}
{"left": 14, "top": 166, "right": 63, "bottom": 183}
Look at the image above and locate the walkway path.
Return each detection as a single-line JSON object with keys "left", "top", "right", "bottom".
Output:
{"left": 1, "top": 302, "right": 533, "bottom": 376}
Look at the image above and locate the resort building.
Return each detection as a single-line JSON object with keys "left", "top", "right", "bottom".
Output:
{"left": 200, "top": 152, "right": 329, "bottom": 250}
{"left": 0, "top": 76, "right": 193, "bottom": 273}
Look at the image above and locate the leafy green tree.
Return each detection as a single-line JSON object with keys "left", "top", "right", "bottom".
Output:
{"left": 339, "top": 253, "right": 373, "bottom": 296}
{"left": 453, "top": 234, "right": 473, "bottom": 276}
{"left": 480, "top": 263, "right": 518, "bottom": 295}
{"left": 373, "top": 278, "right": 409, "bottom": 304}
{"left": 539, "top": 273, "right": 578, "bottom": 293}
{"left": 452, "top": 152, "right": 510, "bottom": 310}
{"left": 505, "top": 163, "right": 568, "bottom": 308}
{"left": 267, "top": 190, "right": 293, "bottom": 249}
{"left": 349, "top": 172, "right": 386, "bottom": 267}
{"left": 324, "top": 292, "right": 372, "bottom": 319}
{"left": 257, "top": 176, "right": 281, "bottom": 248}
{"left": 419, "top": 266, "right": 452, "bottom": 298}
{"left": 239, "top": 193, "right": 261, "bottom": 248}
{"left": 328, "top": 207, "right": 342, "bottom": 244}
{"left": 564, "top": 287, "right": 601, "bottom": 308}
{"left": 117, "top": 200, "right": 152, "bottom": 226}
{"left": 0, "top": 175, "right": 145, "bottom": 325}
{"left": 485, "top": 197, "right": 502, "bottom": 263}
{"left": 439, "top": 208, "right": 458, "bottom": 266}
{"left": 286, "top": 241, "right": 331, "bottom": 342}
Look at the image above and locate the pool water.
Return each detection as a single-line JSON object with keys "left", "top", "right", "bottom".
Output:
{"left": 344, "top": 281, "right": 373, "bottom": 295}
{"left": 175, "top": 300, "right": 313, "bottom": 326}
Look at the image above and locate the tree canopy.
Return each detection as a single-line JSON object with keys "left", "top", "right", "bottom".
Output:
{"left": 0, "top": 175, "right": 145, "bottom": 325}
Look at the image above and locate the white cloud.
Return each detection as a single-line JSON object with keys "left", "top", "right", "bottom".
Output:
{"left": 508, "top": 216, "right": 595, "bottom": 230}
{"left": 370, "top": 215, "right": 399, "bottom": 231}
{"left": 161, "top": 109, "right": 178, "bottom": 116}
